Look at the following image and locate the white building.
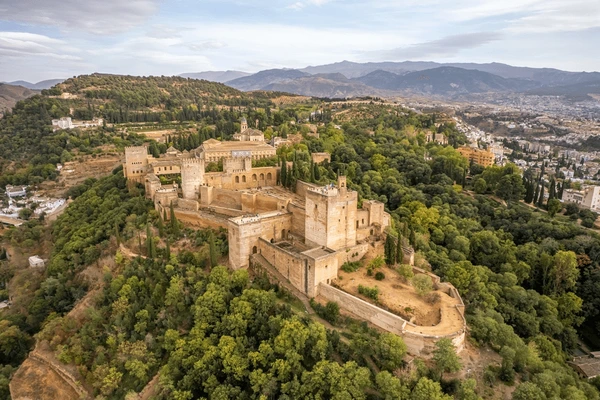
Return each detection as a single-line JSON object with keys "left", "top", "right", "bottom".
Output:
{"left": 52, "top": 117, "right": 73, "bottom": 130}
{"left": 563, "top": 185, "right": 600, "bottom": 212}
{"left": 489, "top": 144, "right": 505, "bottom": 163}
{"left": 5, "top": 185, "right": 27, "bottom": 198}
{"left": 28, "top": 255, "right": 45, "bottom": 268}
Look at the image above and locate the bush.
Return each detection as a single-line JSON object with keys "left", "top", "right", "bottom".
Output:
{"left": 424, "top": 292, "right": 440, "bottom": 304}
{"left": 358, "top": 285, "right": 379, "bottom": 301}
{"left": 341, "top": 261, "right": 361, "bottom": 273}
{"left": 396, "top": 264, "right": 414, "bottom": 281}
{"left": 412, "top": 274, "right": 433, "bottom": 296}
{"left": 367, "top": 256, "right": 384, "bottom": 276}
{"left": 310, "top": 299, "right": 340, "bottom": 324}
{"left": 375, "top": 271, "right": 386, "bottom": 281}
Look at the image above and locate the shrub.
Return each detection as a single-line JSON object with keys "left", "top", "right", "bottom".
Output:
{"left": 424, "top": 292, "right": 440, "bottom": 304}
{"left": 375, "top": 271, "right": 386, "bottom": 281}
{"left": 310, "top": 299, "right": 340, "bottom": 324}
{"left": 396, "top": 264, "right": 414, "bottom": 281}
{"left": 367, "top": 256, "right": 384, "bottom": 276}
{"left": 412, "top": 274, "right": 433, "bottom": 296}
{"left": 358, "top": 285, "right": 379, "bottom": 301}
{"left": 341, "top": 261, "right": 361, "bottom": 273}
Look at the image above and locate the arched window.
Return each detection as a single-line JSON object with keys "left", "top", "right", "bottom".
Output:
{"left": 252, "top": 174, "right": 257, "bottom": 181}
{"left": 260, "top": 173, "right": 265, "bottom": 180}
{"left": 242, "top": 175, "right": 247, "bottom": 183}
{"left": 252, "top": 246, "right": 258, "bottom": 254}
{"left": 235, "top": 176, "right": 240, "bottom": 183}
{"left": 267, "top": 173, "right": 272, "bottom": 181}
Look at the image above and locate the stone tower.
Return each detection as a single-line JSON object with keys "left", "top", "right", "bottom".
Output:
{"left": 304, "top": 176, "right": 357, "bottom": 250}
{"left": 181, "top": 158, "right": 204, "bottom": 200}
{"left": 240, "top": 117, "right": 248, "bottom": 132}
{"left": 124, "top": 146, "right": 149, "bottom": 183}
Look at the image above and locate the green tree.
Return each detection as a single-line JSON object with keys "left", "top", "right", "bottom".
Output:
{"left": 209, "top": 232, "right": 219, "bottom": 267}
{"left": 547, "top": 198, "right": 562, "bottom": 217}
{"left": 496, "top": 174, "right": 525, "bottom": 202}
{"left": 512, "top": 382, "right": 547, "bottom": 400}
{"left": 432, "top": 338, "right": 461, "bottom": 380}
{"left": 375, "top": 371, "right": 409, "bottom": 400}
{"left": 384, "top": 235, "right": 396, "bottom": 266}
{"left": 411, "top": 377, "right": 452, "bottom": 400}
{"left": 395, "top": 235, "right": 404, "bottom": 264}
{"left": 550, "top": 250, "right": 579, "bottom": 295}
{"left": 374, "top": 333, "right": 407, "bottom": 371}
{"left": 473, "top": 178, "right": 487, "bottom": 194}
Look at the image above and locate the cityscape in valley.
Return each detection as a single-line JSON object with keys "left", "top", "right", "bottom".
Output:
{"left": 2, "top": 1, "right": 600, "bottom": 400}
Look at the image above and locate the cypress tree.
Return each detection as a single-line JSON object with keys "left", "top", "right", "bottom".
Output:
{"left": 384, "top": 235, "right": 396, "bottom": 266}
{"left": 395, "top": 235, "right": 403, "bottom": 265}
{"left": 310, "top": 159, "right": 315, "bottom": 182}
{"left": 549, "top": 178, "right": 556, "bottom": 201}
{"left": 537, "top": 184, "right": 545, "bottom": 208}
{"left": 165, "top": 238, "right": 171, "bottom": 260}
{"left": 170, "top": 202, "right": 180, "bottom": 236}
{"left": 209, "top": 232, "right": 218, "bottom": 268}
{"left": 533, "top": 183, "right": 540, "bottom": 205}
{"left": 558, "top": 181, "right": 565, "bottom": 200}
{"left": 314, "top": 163, "right": 321, "bottom": 181}
{"left": 146, "top": 224, "right": 153, "bottom": 258}
{"left": 281, "top": 156, "right": 287, "bottom": 187}
{"left": 409, "top": 229, "right": 416, "bottom": 248}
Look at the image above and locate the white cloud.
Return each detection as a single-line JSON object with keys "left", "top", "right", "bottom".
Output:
{"left": 0, "top": 31, "right": 81, "bottom": 60}
{"left": 0, "top": 0, "right": 159, "bottom": 34}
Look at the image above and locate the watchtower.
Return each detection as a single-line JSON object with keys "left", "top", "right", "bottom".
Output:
{"left": 181, "top": 158, "right": 204, "bottom": 200}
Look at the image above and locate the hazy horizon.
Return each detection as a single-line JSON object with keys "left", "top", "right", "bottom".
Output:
{"left": 1, "top": 0, "right": 599, "bottom": 82}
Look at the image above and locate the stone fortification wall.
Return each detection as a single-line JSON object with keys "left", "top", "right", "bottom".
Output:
{"left": 259, "top": 238, "right": 308, "bottom": 295}
{"left": 318, "top": 283, "right": 466, "bottom": 357}
{"left": 318, "top": 283, "right": 408, "bottom": 335}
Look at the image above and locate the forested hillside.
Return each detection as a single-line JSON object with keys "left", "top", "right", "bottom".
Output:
{"left": 2, "top": 91, "right": 600, "bottom": 399}
{"left": 0, "top": 75, "right": 292, "bottom": 188}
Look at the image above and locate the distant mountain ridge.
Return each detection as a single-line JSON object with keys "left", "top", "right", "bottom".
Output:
{"left": 180, "top": 61, "right": 600, "bottom": 100}
{"left": 7, "top": 79, "right": 64, "bottom": 90}
{"left": 179, "top": 70, "right": 250, "bottom": 83}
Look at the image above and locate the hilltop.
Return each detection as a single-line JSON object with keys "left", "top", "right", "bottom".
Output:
{"left": 0, "top": 83, "right": 37, "bottom": 114}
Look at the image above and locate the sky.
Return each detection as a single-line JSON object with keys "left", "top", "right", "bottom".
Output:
{"left": 0, "top": 0, "right": 599, "bottom": 82}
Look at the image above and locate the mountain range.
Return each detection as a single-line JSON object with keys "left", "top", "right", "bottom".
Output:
{"left": 181, "top": 61, "right": 600, "bottom": 100}
{"left": 0, "top": 83, "right": 37, "bottom": 114}
{"left": 5, "top": 79, "right": 65, "bottom": 90}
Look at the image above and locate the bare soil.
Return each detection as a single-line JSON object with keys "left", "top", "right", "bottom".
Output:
{"left": 335, "top": 266, "right": 465, "bottom": 335}
{"left": 337, "top": 267, "right": 442, "bottom": 326}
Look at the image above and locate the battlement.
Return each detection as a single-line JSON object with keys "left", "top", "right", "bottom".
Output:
{"left": 181, "top": 157, "right": 203, "bottom": 166}
{"left": 125, "top": 145, "right": 148, "bottom": 153}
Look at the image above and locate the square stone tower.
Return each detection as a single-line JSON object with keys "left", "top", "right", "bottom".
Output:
{"left": 181, "top": 158, "right": 204, "bottom": 200}
{"left": 304, "top": 176, "right": 357, "bottom": 250}
{"left": 124, "top": 146, "right": 149, "bottom": 183}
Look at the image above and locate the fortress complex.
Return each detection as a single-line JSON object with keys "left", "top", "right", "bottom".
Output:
{"left": 122, "top": 122, "right": 467, "bottom": 356}
{"left": 123, "top": 122, "right": 390, "bottom": 297}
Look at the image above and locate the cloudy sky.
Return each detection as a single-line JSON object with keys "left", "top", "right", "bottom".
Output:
{"left": 0, "top": 0, "right": 599, "bottom": 82}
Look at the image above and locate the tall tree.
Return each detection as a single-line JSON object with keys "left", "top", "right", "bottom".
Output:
{"left": 384, "top": 235, "right": 396, "bottom": 266}
{"left": 537, "top": 183, "right": 545, "bottom": 208}
{"left": 209, "top": 232, "right": 219, "bottom": 268}
{"left": 548, "top": 178, "right": 556, "bottom": 201}
{"left": 395, "top": 235, "right": 403, "bottom": 265}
